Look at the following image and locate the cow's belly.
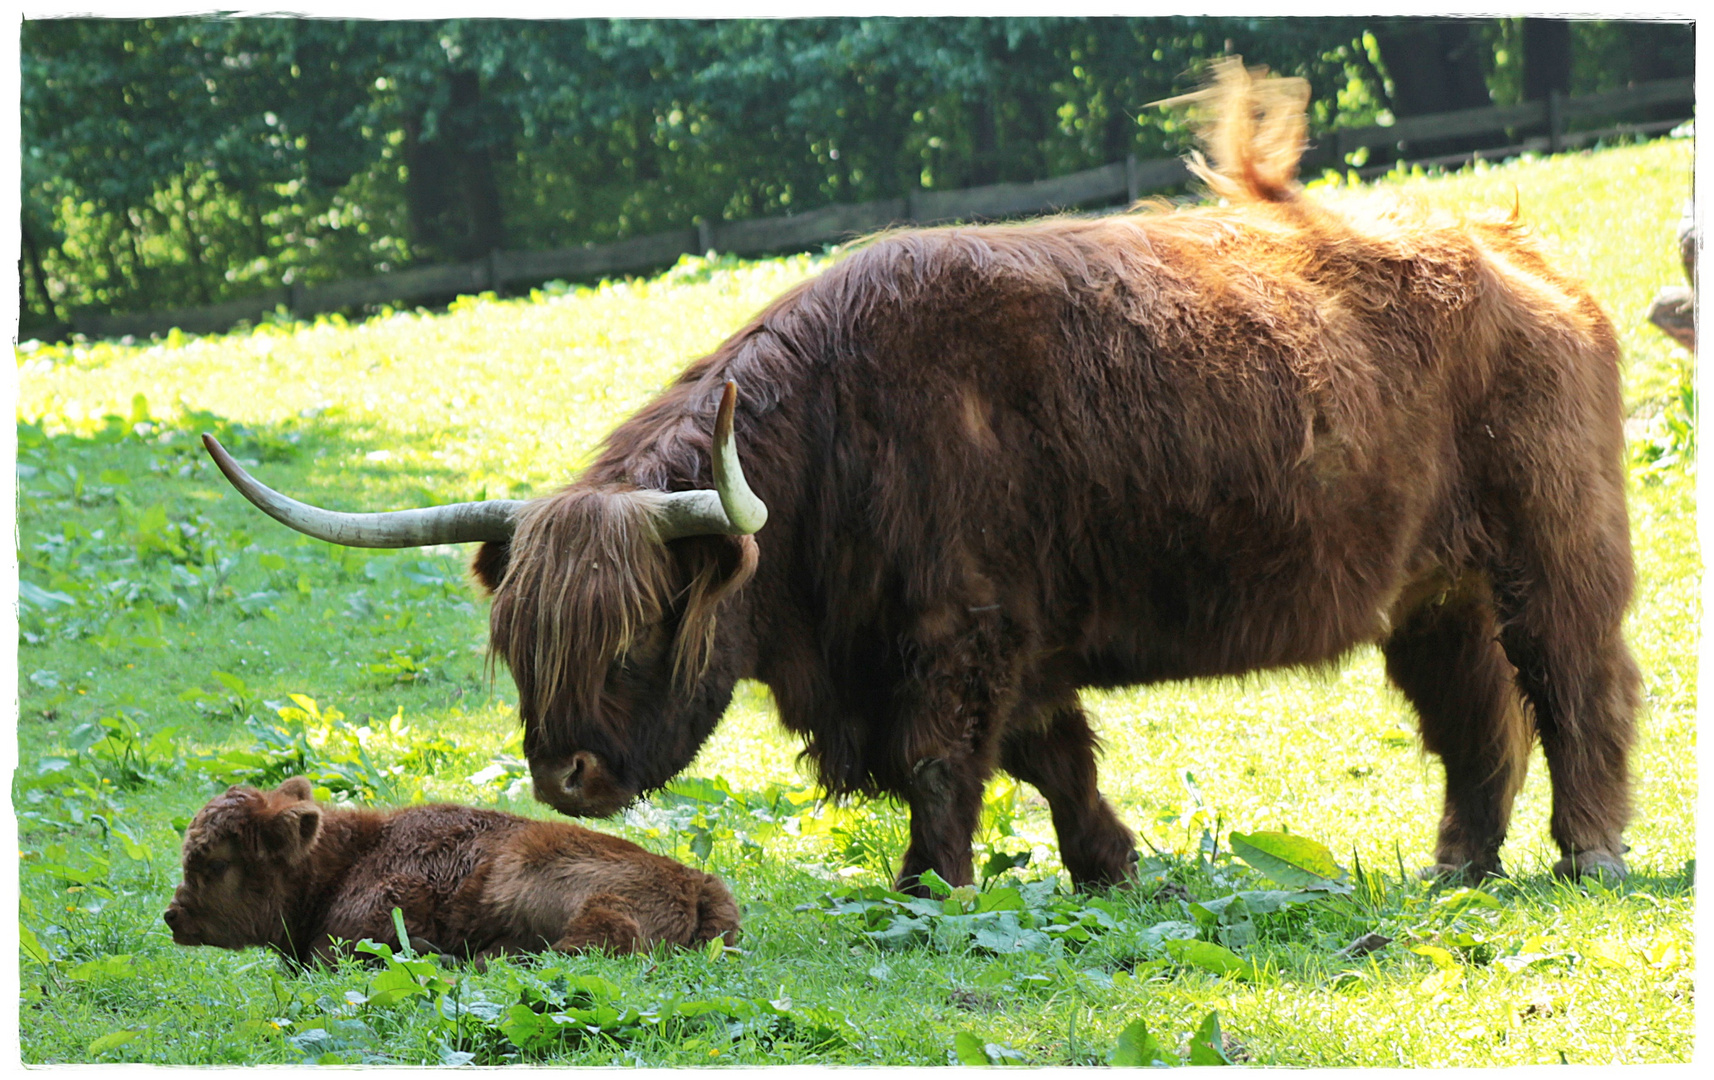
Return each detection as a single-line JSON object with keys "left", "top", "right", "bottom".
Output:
{"left": 1069, "top": 475, "right": 1435, "bottom": 685}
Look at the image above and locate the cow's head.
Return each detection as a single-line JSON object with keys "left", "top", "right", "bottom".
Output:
{"left": 201, "top": 381, "right": 767, "bottom": 820}
{"left": 162, "top": 778, "right": 322, "bottom": 950}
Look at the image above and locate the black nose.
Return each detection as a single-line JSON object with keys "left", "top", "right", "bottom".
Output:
{"left": 163, "top": 907, "right": 181, "bottom": 927}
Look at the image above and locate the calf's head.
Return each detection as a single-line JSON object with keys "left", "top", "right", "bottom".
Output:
{"left": 199, "top": 381, "right": 766, "bottom": 821}
{"left": 162, "top": 778, "right": 322, "bottom": 950}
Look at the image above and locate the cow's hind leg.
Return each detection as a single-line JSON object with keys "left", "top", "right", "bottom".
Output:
{"left": 1384, "top": 583, "right": 1531, "bottom": 881}
{"left": 999, "top": 703, "right": 1137, "bottom": 889}
{"left": 552, "top": 893, "right": 643, "bottom": 954}
{"left": 1490, "top": 539, "right": 1639, "bottom": 880}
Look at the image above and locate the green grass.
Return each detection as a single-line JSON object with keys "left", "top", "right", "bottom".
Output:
{"left": 14, "top": 136, "right": 1695, "bottom": 1066}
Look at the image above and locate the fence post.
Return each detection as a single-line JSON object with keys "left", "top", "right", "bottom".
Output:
{"left": 287, "top": 281, "right": 303, "bottom": 318}
{"left": 1547, "top": 90, "right": 1565, "bottom": 154}
{"left": 487, "top": 248, "right": 505, "bottom": 295}
{"left": 1125, "top": 153, "right": 1140, "bottom": 204}
{"left": 697, "top": 219, "right": 716, "bottom": 255}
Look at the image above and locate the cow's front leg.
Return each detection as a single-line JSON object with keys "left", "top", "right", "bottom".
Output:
{"left": 896, "top": 755, "right": 988, "bottom": 894}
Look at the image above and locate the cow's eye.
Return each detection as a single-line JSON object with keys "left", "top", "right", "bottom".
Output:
{"left": 205, "top": 859, "right": 230, "bottom": 876}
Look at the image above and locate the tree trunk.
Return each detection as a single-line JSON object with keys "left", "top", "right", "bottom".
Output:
{"left": 404, "top": 68, "right": 505, "bottom": 264}
{"left": 1368, "top": 18, "right": 1497, "bottom": 161}
{"left": 1370, "top": 18, "right": 1494, "bottom": 117}
{"left": 20, "top": 219, "right": 60, "bottom": 324}
{"left": 970, "top": 94, "right": 999, "bottom": 186}
{"left": 1522, "top": 19, "right": 1573, "bottom": 101}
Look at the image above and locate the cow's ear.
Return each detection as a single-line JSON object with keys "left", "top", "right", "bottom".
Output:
{"left": 264, "top": 803, "right": 323, "bottom": 862}
{"left": 470, "top": 539, "right": 510, "bottom": 594}
{"left": 276, "top": 777, "right": 314, "bottom": 802}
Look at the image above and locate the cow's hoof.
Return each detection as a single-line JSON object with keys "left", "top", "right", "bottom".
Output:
{"left": 1552, "top": 850, "right": 1627, "bottom": 882}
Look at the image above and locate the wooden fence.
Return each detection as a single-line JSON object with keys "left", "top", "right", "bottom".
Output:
{"left": 69, "top": 77, "right": 1693, "bottom": 341}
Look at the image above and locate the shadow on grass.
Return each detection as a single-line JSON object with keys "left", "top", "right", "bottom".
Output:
{"left": 17, "top": 404, "right": 537, "bottom": 532}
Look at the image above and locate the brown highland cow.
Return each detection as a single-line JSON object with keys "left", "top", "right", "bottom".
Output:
{"left": 163, "top": 778, "right": 740, "bottom": 965}
{"left": 203, "top": 61, "right": 1640, "bottom": 889}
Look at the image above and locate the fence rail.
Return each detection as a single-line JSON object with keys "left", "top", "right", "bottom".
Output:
{"left": 67, "top": 77, "right": 1693, "bottom": 341}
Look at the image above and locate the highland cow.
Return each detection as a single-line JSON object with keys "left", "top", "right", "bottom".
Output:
{"left": 163, "top": 779, "right": 740, "bottom": 964}
{"left": 203, "top": 61, "right": 1640, "bottom": 890}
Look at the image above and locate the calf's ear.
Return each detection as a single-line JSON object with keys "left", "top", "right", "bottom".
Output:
{"left": 263, "top": 803, "right": 323, "bottom": 862}
{"left": 276, "top": 777, "right": 314, "bottom": 802}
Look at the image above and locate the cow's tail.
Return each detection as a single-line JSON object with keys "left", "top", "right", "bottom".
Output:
{"left": 1156, "top": 57, "right": 1310, "bottom": 206}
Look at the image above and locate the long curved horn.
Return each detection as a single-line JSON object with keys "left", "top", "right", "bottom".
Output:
{"left": 653, "top": 380, "right": 769, "bottom": 541}
{"left": 202, "top": 435, "right": 522, "bottom": 547}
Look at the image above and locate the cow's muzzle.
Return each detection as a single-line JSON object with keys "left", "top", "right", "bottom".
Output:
{"left": 162, "top": 903, "right": 199, "bottom": 946}
{"left": 531, "top": 750, "right": 632, "bottom": 818}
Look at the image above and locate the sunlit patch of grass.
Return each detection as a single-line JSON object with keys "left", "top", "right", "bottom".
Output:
{"left": 15, "top": 142, "right": 1693, "bottom": 1065}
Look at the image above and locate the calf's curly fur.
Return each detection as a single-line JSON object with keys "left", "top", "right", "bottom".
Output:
{"left": 163, "top": 779, "right": 739, "bottom": 965}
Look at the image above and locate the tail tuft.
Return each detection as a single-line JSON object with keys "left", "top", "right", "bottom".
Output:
{"left": 1154, "top": 57, "right": 1310, "bottom": 204}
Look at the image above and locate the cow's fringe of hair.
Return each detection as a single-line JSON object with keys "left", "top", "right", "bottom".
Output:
{"left": 487, "top": 487, "right": 749, "bottom": 727}
{"left": 671, "top": 534, "right": 757, "bottom": 690}
{"left": 1159, "top": 56, "right": 1309, "bottom": 206}
{"left": 487, "top": 488, "right": 672, "bottom": 725}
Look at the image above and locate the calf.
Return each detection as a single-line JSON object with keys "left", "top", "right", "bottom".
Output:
{"left": 163, "top": 778, "right": 740, "bottom": 965}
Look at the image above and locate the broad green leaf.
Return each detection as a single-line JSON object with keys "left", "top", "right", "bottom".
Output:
{"left": 68, "top": 954, "right": 134, "bottom": 982}
{"left": 953, "top": 1031, "right": 989, "bottom": 1066}
{"left": 1109, "top": 1018, "right": 1172, "bottom": 1066}
{"left": 1187, "top": 1009, "right": 1233, "bottom": 1065}
{"left": 19, "top": 923, "right": 53, "bottom": 965}
{"left": 18, "top": 580, "right": 77, "bottom": 611}
{"left": 688, "top": 828, "right": 714, "bottom": 862}
{"left": 1436, "top": 887, "right": 1504, "bottom": 912}
{"left": 1165, "top": 939, "right": 1251, "bottom": 978}
{"left": 390, "top": 907, "right": 415, "bottom": 957}
{"left": 1229, "top": 830, "right": 1347, "bottom": 889}
{"left": 917, "top": 868, "right": 954, "bottom": 897}
{"left": 1580, "top": 941, "right": 1631, "bottom": 970}
{"left": 1412, "top": 944, "right": 1460, "bottom": 970}
{"left": 980, "top": 850, "right": 1031, "bottom": 880}
{"left": 369, "top": 966, "right": 426, "bottom": 1007}
{"left": 88, "top": 1029, "right": 143, "bottom": 1056}
{"left": 984, "top": 1042, "right": 1027, "bottom": 1063}
{"left": 499, "top": 1003, "right": 544, "bottom": 1050}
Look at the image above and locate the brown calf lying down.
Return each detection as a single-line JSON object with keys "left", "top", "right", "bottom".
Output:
{"left": 163, "top": 778, "right": 739, "bottom": 965}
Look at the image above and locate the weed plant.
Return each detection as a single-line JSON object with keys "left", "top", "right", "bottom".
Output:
{"left": 14, "top": 137, "right": 1694, "bottom": 1065}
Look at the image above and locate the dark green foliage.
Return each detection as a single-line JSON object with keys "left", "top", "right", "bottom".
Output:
{"left": 21, "top": 17, "right": 1696, "bottom": 333}
{"left": 19, "top": 17, "right": 1390, "bottom": 329}
{"left": 23, "top": 16, "right": 1692, "bottom": 333}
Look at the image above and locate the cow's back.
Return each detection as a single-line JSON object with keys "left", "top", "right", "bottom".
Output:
{"left": 782, "top": 208, "right": 1511, "bottom": 688}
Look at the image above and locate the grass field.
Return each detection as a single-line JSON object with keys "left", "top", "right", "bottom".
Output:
{"left": 13, "top": 137, "right": 1696, "bottom": 1066}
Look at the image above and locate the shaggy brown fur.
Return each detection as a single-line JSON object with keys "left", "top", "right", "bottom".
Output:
{"left": 162, "top": 779, "right": 740, "bottom": 965}
{"left": 474, "top": 60, "right": 1638, "bottom": 889}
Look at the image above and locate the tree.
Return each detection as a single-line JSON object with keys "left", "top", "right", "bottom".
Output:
{"left": 29, "top": 15, "right": 1684, "bottom": 335}
{"left": 1522, "top": 18, "right": 1573, "bottom": 101}
{"left": 1368, "top": 17, "right": 1493, "bottom": 117}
